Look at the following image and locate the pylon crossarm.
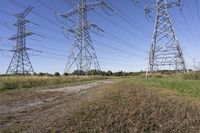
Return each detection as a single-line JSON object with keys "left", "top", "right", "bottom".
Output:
{"left": 6, "top": 6, "right": 35, "bottom": 75}
{"left": 60, "top": 0, "right": 112, "bottom": 74}
{"left": 143, "top": 0, "right": 187, "bottom": 73}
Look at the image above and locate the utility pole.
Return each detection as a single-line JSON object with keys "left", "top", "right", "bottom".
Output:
{"left": 6, "top": 6, "right": 34, "bottom": 75}
{"left": 61, "top": 0, "right": 113, "bottom": 74}
{"left": 144, "top": 0, "right": 187, "bottom": 73}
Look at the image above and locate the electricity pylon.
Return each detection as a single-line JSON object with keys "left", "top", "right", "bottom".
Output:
{"left": 144, "top": 0, "right": 187, "bottom": 72}
{"left": 61, "top": 0, "right": 113, "bottom": 74}
{"left": 6, "top": 6, "right": 34, "bottom": 75}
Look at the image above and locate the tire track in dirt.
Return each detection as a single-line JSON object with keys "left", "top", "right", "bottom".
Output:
{"left": 0, "top": 79, "right": 118, "bottom": 132}
{"left": 0, "top": 80, "right": 114, "bottom": 115}
{"left": 41, "top": 80, "right": 114, "bottom": 93}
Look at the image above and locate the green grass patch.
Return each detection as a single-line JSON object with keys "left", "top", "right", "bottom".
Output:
{"left": 125, "top": 77, "right": 200, "bottom": 98}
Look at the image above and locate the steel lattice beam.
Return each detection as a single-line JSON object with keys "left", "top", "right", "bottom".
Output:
{"left": 146, "top": 0, "right": 187, "bottom": 72}
{"left": 61, "top": 0, "right": 112, "bottom": 74}
{"left": 6, "top": 6, "right": 34, "bottom": 75}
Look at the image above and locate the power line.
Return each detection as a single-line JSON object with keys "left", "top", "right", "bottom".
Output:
{"left": 0, "top": 11, "right": 145, "bottom": 60}
{"left": 93, "top": 39, "right": 145, "bottom": 58}
{"left": 184, "top": 0, "right": 200, "bottom": 40}
{"left": 94, "top": 40, "right": 142, "bottom": 57}
{"left": 0, "top": 9, "right": 14, "bottom": 16}
{"left": 3, "top": 0, "right": 148, "bottom": 56}
{"left": 29, "top": 36, "right": 145, "bottom": 64}
{"left": 196, "top": 0, "right": 200, "bottom": 22}
{"left": 68, "top": 0, "right": 150, "bottom": 53}
{"left": 3, "top": 1, "right": 64, "bottom": 36}
{"left": 54, "top": 0, "right": 148, "bottom": 54}
{"left": 104, "top": 31, "right": 148, "bottom": 53}
{"left": 180, "top": 12, "right": 200, "bottom": 50}
{"left": 94, "top": 11, "right": 149, "bottom": 43}
{"left": 5, "top": 0, "right": 148, "bottom": 69}
{"left": 0, "top": 19, "right": 71, "bottom": 49}
{"left": 8, "top": 0, "right": 59, "bottom": 26}
{"left": 0, "top": 8, "right": 62, "bottom": 35}
{"left": 31, "top": 47, "right": 145, "bottom": 66}
{"left": 63, "top": 0, "right": 75, "bottom": 8}
{"left": 36, "top": 0, "right": 55, "bottom": 12}
{"left": 106, "top": 0, "right": 151, "bottom": 37}
{"left": 38, "top": 54, "right": 147, "bottom": 68}
{"left": 68, "top": 0, "right": 151, "bottom": 39}
{"left": 29, "top": 37, "right": 143, "bottom": 59}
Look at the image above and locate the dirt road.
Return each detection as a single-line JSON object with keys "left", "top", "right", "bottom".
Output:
{"left": 0, "top": 79, "right": 117, "bottom": 132}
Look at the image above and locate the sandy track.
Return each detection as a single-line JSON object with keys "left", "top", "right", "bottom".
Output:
{"left": 0, "top": 79, "right": 117, "bottom": 132}
{"left": 0, "top": 80, "right": 114, "bottom": 115}
{"left": 41, "top": 80, "right": 114, "bottom": 93}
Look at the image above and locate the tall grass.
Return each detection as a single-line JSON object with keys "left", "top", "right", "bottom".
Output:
{"left": 182, "top": 72, "right": 200, "bottom": 80}
{"left": 0, "top": 76, "right": 108, "bottom": 91}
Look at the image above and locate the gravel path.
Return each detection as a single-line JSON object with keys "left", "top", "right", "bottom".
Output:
{"left": 41, "top": 80, "right": 114, "bottom": 93}
{"left": 0, "top": 79, "right": 118, "bottom": 132}
{"left": 0, "top": 80, "right": 114, "bottom": 115}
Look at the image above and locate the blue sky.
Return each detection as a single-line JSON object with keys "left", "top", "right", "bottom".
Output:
{"left": 0, "top": 0, "right": 199, "bottom": 74}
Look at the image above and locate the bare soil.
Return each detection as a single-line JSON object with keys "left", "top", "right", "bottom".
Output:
{"left": 41, "top": 80, "right": 113, "bottom": 93}
{"left": 0, "top": 80, "right": 116, "bottom": 132}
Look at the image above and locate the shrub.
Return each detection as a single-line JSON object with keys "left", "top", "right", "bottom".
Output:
{"left": 54, "top": 72, "right": 61, "bottom": 77}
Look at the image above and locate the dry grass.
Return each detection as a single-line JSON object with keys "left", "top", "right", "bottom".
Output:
{"left": 55, "top": 80, "right": 200, "bottom": 132}
{"left": 0, "top": 76, "right": 109, "bottom": 91}
{"left": 183, "top": 72, "right": 200, "bottom": 80}
{"left": 1, "top": 78, "right": 200, "bottom": 132}
{"left": 0, "top": 80, "right": 117, "bottom": 132}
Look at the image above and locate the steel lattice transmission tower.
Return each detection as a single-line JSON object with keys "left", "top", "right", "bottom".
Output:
{"left": 6, "top": 6, "right": 34, "bottom": 75}
{"left": 145, "top": 0, "right": 187, "bottom": 72}
{"left": 61, "top": 0, "right": 112, "bottom": 74}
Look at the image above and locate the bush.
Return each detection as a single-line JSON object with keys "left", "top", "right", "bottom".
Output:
{"left": 63, "top": 73, "right": 69, "bottom": 76}
{"left": 54, "top": 72, "right": 61, "bottom": 77}
{"left": 148, "top": 73, "right": 163, "bottom": 78}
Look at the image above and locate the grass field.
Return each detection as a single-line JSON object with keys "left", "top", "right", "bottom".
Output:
{"left": 126, "top": 77, "right": 200, "bottom": 98}
{"left": 0, "top": 76, "right": 110, "bottom": 91}
{"left": 1, "top": 76, "right": 200, "bottom": 132}
{"left": 53, "top": 77, "right": 200, "bottom": 132}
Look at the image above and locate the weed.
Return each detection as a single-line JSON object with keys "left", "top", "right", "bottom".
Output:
{"left": 0, "top": 76, "right": 109, "bottom": 91}
{"left": 53, "top": 80, "right": 200, "bottom": 132}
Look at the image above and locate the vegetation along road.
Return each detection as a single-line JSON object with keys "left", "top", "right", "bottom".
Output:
{"left": 0, "top": 75, "right": 200, "bottom": 132}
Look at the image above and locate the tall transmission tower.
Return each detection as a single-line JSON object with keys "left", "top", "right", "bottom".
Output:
{"left": 6, "top": 6, "right": 34, "bottom": 75}
{"left": 144, "top": 0, "right": 187, "bottom": 72}
{"left": 61, "top": 0, "right": 113, "bottom": 74}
